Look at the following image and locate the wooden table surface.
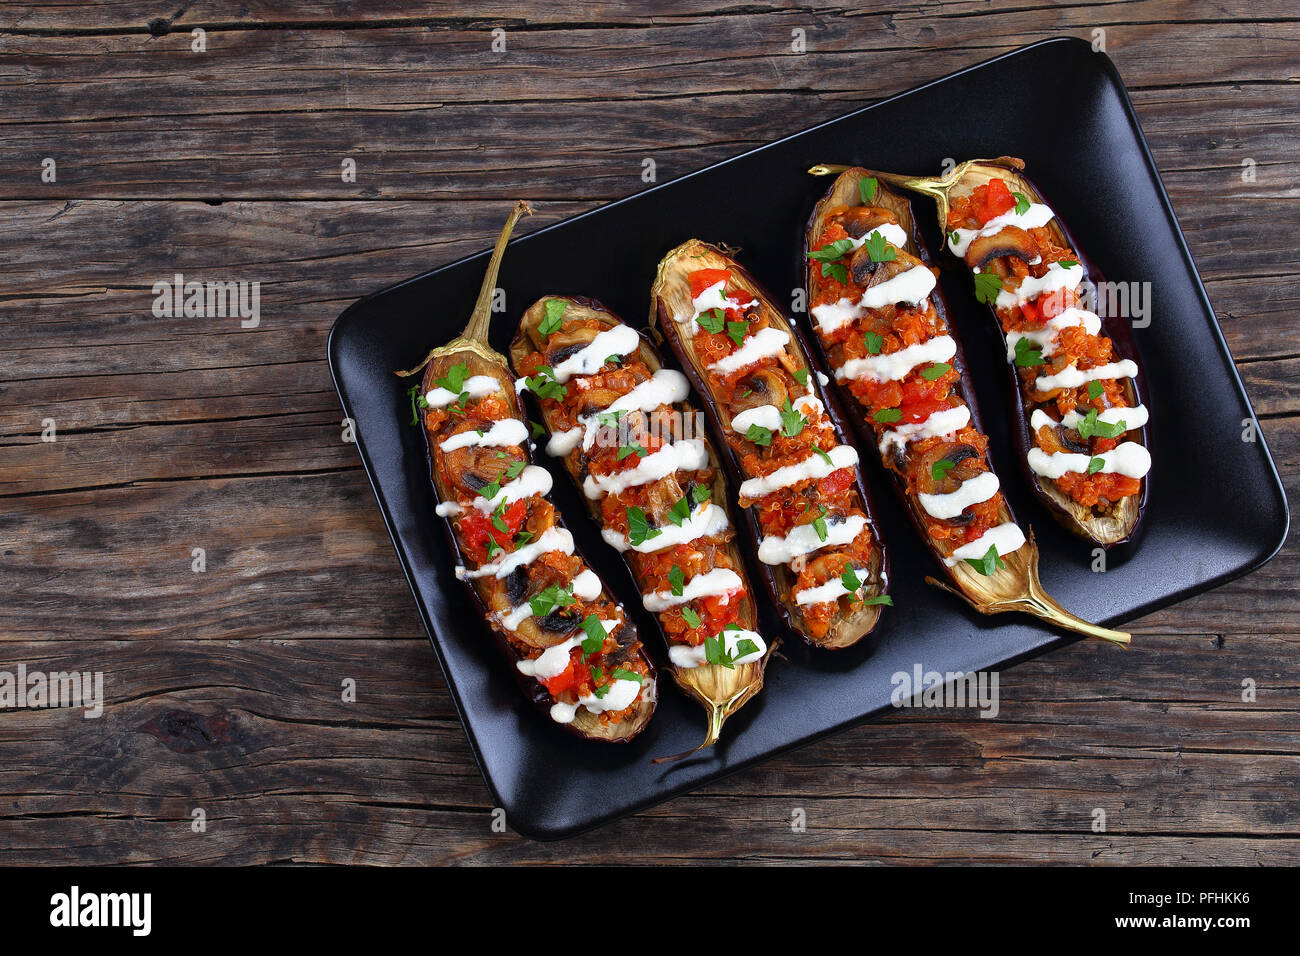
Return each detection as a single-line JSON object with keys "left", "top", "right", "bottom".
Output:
{"left": 2, "top": 2, "right": 1297, "bottom": 865}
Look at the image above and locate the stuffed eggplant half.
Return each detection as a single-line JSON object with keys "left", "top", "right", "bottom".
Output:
{"left": 804, "top": 169, "right": 1130, "bottom": 646}
{"left": 403, "top": 203, "right": 656, "bottom": 742}
{"left": 511, "top": 296, "right": 773, "bottom": 752}
{"left": 651, "top": 240, "right": 889, "bottom": 649}
{"left": 942, "top": 158, "right": 1150, "bottom": 547}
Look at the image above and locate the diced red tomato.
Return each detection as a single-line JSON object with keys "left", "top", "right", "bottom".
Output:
{"left": 976, "top": 178, "right": 1016, "bottom": 225}
{"left": 459, "top": 499, "right": 526, "bottom": 563}
{"left": 539, "top": 648, "right": 587, "bottom": 697}
{"left": 697, "top": 593, "right": 741, "bottom": 636}
{"left": 899, "top": 397, "right": 951, "bottom": 425}
{"left": 820, "top": 468, "right": 854, "bottom": 496}
{"left": 689, "top": 268, "right": 731, "bottom": 298}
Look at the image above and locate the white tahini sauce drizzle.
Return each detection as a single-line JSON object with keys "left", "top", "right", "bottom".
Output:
{"left": 669, "top": 628, "right": 767, "bottom": 669}
{"left": 1027, "top": 443, "right": 1152, "bottom": 480}
{"left": 947, "top": 202, "right": 1056, "bottom": 258}
{"left": 793, "top": 565, "right": 869, "bottom": 606}
{"left": 439, "top": 417, "right": 530, "bottom": 453}
{"left": 836, "top": 335, "right": 956, "bottom": 383}
{"left": 1004, "top": 307, "right": 1102, "bottom": 362}
{"left": 549, "top": 679, "right": 643, "bottom": 724}
{"left": 1029, "top": 405, "right": 1149, "bottom": 435}
{"left": 810, "top": 298, "right": 863, "bottom": 336}
{"left": 707, "top": 327, "right": 791, "bottom": 377}
{"left": 642, "top": 568, "right": 742, "bottom": 612}
{"left": 456, "top": 526, "right": 574, "bottom": 580}
{"left": 917, "top": 470, "right": 1001, "bottom": 520}
{"left": 499, "top": 568, "right": 602, "bottom": 632}
{"left": 730, "top": 393, "right": 823, "bottom": 434}
{"left": 550, "top": 325, "right": 641, "bottom": 382}
{"left": 878, "top": 404, "right": 971, "bottom": 456}
{"left": 758, "top": 514, "right": 868, "bottom": 566}
{"left": 548, "top": 369, "right": 692, "bottom": 459}
{"left": 601, "top": 501, "right": 730, "bottom": 554}
{"left": 943, "top": 522, "right": 1027, "bottom": 567}
{"left": 994, "top": 262, "right": 1083, "bottom": 312}
{"left": 473, "top": 464, "right": 553, "bottom": 512}
{"left": 859, "top": 265, "right": 937, "bottom": 312}
{"left": 1035, "top": 359, "right": 1139, "bottom": 394}
{"left": 425, "top": 375, "right": 500, "bottom": 409}
{"left": 582, "top": 438, "right": 708, "bottom": 499}
{"left": 739, "top": 445, "right": 858, "bottom": 499}
{"left": 687, "top": 280, "right": 758, "bottom": 332}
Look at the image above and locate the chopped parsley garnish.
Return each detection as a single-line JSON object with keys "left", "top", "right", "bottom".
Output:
{"left": 691, "top": 483, "right": 711, "bottom": 505}
{"left": 973, "top": 271, "right": 1003, "bottom": 305}
{"left": 746, "top": 423, "right": 773, "bottom": 446}
{"left": 921, "top": 362, "right": 952, "bottom": 381}
{"left": 605, "top": 354, "right": 623, "bottom": 366}
{"left": 1012, "top": 191, "right": 1031, "bottom": 216}
{"left": 793, "top": 368, "right": 810, "bottom": 386}
{"left": 726, "top": 319, "right": 749, "bottom": 346}
{"left": 862, "top": 594, "right": 893, "bottom": 606}
{"left": 627, "top": 506, "right": 661, "bottom": 546}
{"left": 948, "top": 229, "right": 962, "bottom": 247}
{"left": 490, "top": 501, "right": 510, "bottom": 533}
{"left": 863, "top": 331, "right": 884, "bottom": 355}
{"left": 538, "top": 298, "right": 567, "bottom": 338}
{"left": 858, "top": 176, "right": 878, "bottom": 205}
{"left": 406, "top": 384, "right": 429, "bottom": 426}
{"left": 705, "top": 633, "right": 758, "bottom": 669}
{"left": 618, "top": 441, "right": 646, "bottom": 461}
{"left": 1075, "top": 408, "right": 1127, "bottom": 441}
{"left": 841, "top": 566, "right": 863, "bottom": 594}
{"left": 873, "top": 407, "right": 902, "bottom": 424}
{"left": 580, "top": 614, "right": 608, "bottom": 658}
{"left": 530, "top": 420, "right": 546, "bottom": 439}
{"left": 780, "top": 399, "right": 806, "bottom": 437}
{"left": 529, "top": 584, "right": 575, "bottom": 619}
{"left": 681, "top": 605, "right": 702, "bottom": 629}
{"left": 814, "top": 447, "right": 833, "bottom": 466}
{"left": 1058, "top": 259, "right": 1080, "bottom": 270}
{"left": 514, "top": 530, "right": 534, "bottom": 547}
{"left": 1087, "top": 380, "right": 1104, "bottom": 400}
{"left": 1087, "top": 456, "right": 1106, "bottom": 475}
{"left": 596, "top": 408, "right": 627, "bottom": 428}
{"left": 665, "top": 493, "right": 692, "bottom": 527}
{"left": 808, "top": 239, "right": 855, "bottom": 285}
{"left": 865, "top": 230, "right": 897, "bottom": 263}
{"left": 433, "top": 362, "right": 468, "bottom": 397}
{"left": 1013, "top": 336, "right": 1045, "bottom": 368}
{"left": 697, "top": 307, "right": 726, "bottom": 335}
{"left": 965, "top": 544, "right": 1006, "bottom": 577}
{"left": 610, "top": 667, "right": 643, "bottom": 684}
{"left": 668, "top": 564, "right": 685, "bottom": 597}
{"left": 523, "top": 365, "right": 566, "bottom": 401}
{"left": 931, "top": 458, "right": 956, "bottom": 482}
{"left": 811, "top": 506, "right": 829, "bottom": 542}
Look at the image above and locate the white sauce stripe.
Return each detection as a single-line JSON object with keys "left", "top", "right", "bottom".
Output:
{"left": 582, "top": 438, "right": 708, "bottom": 500}
{"left": 994, "top": 262, "right": 1083, "bottom": 311}
{"left": 878, "top": 404, "right": 970, "bottom": 456}
{"left": 1004, "top": 307, "right": 1102, "bottom": 362}
{"left": 917, "top": 470, "right": 1000, "bottom": 520}
{"left": 668, "top": 629, "right": 767, "bottom": 669}
{"left": 739, "top": 445, "right": 858, "bottom": 499}
{"left": 1029, "top": 405, "right": 1149, "bottom": 434}
{"left": 730, "top": 393, "right": 823, "bottom": 434}
{"left": 859, "top": 265, "right": 937, "bottom": 312}
{"left": 642, "top": 568, "right": 743, "bottom": 613}
{"left": 545, "top": 368, "right": 691, "bottom": 458}
{"left": 943, "top": 522, "right": 1027, "bottom": 567}
{"left": 456, "top": 526, "right": 574, "bottom": 580}
{"left": 425, "top": 375, "right": 501, "bottom": 409}
{"left": 1027, "top": 443, "right": 1151, "bottom": 480}
{"left": 758, "top": 514, "right": 868, "bottom": 566}
{"left": 1035, "top": 359, "right": 1139, "bottom": 394}
{"left": 794, "top": 566, "right": 870, "bottom": 606}
{"left": 836, "top": 335, "right": 956, "bottom": 384}
{"left": 947, "top": 202, "right": 1056, "bottom": 258}
{"left": 498, "top": 569, "right": 602, "bottom": 633}
{"left": 707, "top": 326, "right": 791, "bottom": 377}
{"left": 439, "top": 418, "right": 529, "bottom": 453}
{"left": 601, "top": 502, "right": 730, "bottom": 555}
{"left": 551, "top": 325, "right": 642, "bottom": 383}
{"left": 473, "top": 464, "right": 553, "bottom": 512}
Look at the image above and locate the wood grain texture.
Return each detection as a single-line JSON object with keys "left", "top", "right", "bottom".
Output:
{"left": 0, "top": 0, "right": 1296, "bottom": 864}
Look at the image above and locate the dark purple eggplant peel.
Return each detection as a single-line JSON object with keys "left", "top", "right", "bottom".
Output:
{"left": 511, "top": 296, "right": 775, "bottom": 758}
{"left": 395, "top": 203, "right": 657, "bottom": 742}
{"left": 804, "top": 167, "right": 1129, "bottom": 646}
{"left": 820, "top": 157, "right": 1150, "bottom": 548}
{"left": 650, "top": 239, "right": 890, "bottom": 649}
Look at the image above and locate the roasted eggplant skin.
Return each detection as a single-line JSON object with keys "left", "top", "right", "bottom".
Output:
{"left": 510, "top": 295, "right": 774, "bottom": 747}
{"left": 417, "top": 353, "right": 657, "bottom": 744}
{"left": 651, "top": 241, "right": 889, "bottom": 650}
{"left": 803, "top": 169, "right": 1031, "bottom": 600}
{"left": 944, "top": 159, "right": 1150, "bottom": 548}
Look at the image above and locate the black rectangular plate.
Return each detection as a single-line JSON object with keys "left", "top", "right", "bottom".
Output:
{"left": 328, "top": 38, "right": 1288, "bottom": 839}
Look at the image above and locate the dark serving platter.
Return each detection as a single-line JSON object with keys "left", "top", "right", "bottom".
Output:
{"left": 328, "top": 37, "right": 1288, "bottom": 839}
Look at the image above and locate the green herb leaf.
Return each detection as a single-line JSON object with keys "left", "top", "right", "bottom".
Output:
{"left": 811, "top": 506, "right": 829, "bottom": 542}
{"left": 873, "top": 407, "right": 903, "bottom": 424}
{"left": 610, "top": 667, "right": 643, "bottom": 684}
{"left": 605, "top": 354, "right": 623, "bottom": 366}
{"left": 814, "top": 447, "right": 833, "bottom": 466}
{"left": 406, "top": 384, "right": 425, "bottom": 426}
{"left": 862, "top": 594, "right": 893, "bottom": 606}
{"left": 780, "top": 398, "right": 806, "bottom": 438}
{"left": 1074, "top": 409, "right": 1128, "bottom": 441}
{"left": 668, "top": 564, "right": 685, "bottom": 597}
{"left": 697, "top": 307, "right": 726, "bottom": 335}
{"left": 530, "top": 420, "right": 546, "bottom": 439}
{"left": 529, "top": 584, "right": 575, "bottom": 619}
{"left": 618, "top": 442, "right": 647, "bottom": 461}
{"left": 931, "top": 458, "right": 956, "bottom": 482}
{"left": 580, "top": 614, "right": 608, "bottom": 658}
{"left": 726, "top": 320, "right": 749, "bottom": 346}
{"left": 964, "top": 544, "right": 1006, "bottom": 577}
{"left": 523, "top": 365, "right": 566, "bottom": 402}
{"left": 808, "top": 239, "right": 854, "bottom": 284}
{"left": 921, "top": 362, "right": 952, "bottom": 381}
{"left": 1013, "top": 335, "right": 1045, "bottom": 368}
{"left": 626, "top": 506, "right": 661, "bottom": 546}
{"left": 596, "top": 408, "right": 627, "bottom": 428}
{"left": 1087, "top": 456, "right": 1106, "bottom": 475}
{"left": 433, "top": 362, "right": 468, "bottom": 396}
{"left": 746, "top": 423, "right": 773, "bottom": 446}
{"left": 691, "top": 483, "right": 711, "bottom": 505}
{"left": 841, "top": 566, "right": 862, "bottom": 594}
{"left": 863, "top": 331, "right": 884, "bottom": 355}
{"left": 973, "top": 271, "right": 1003, "bottom": 305}
{"left": 1058, "top": 259, "right": 1079, "bottom": 270}
{"left": 865, "top": 230, "right": 897, "bottom": 264}
{"left": 504, "top": 460, "right": 525, "bottom": 480}
{"left": 1087, "top": 380, "right": 1104, "bottom": 400}
{"left": 793, "top": 368, "right": 810, "bottom": 386}
{"left": 858, "top": 176, "right": 878, "bottom": 204}
{"left": 665, "top": 494, "right": 691, "bottom": 527}
{"left": 681, "top": 606, "right": 702, "bottom": 629}
{"left": 948, "top": 229, "right": 962, "bottom": 247}
{"left": 538, "top": 298, "right": 567, "bottom": 338}
{"left": 1012, "top": 191, "right": 1031, "bottom": 216}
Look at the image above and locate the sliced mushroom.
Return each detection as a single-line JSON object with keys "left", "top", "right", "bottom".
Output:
{"left": 445, "top": 444, "right": 526, "bottom": 496}
{"left": 964, "top": 225, "right": 1038, "bottom": 272}
{"left": 915, "top": 441, "right": 982, "bottom": 496}
{"left": 833, "top": 205, "right": 896, "bottom": 239}
{"left": 851, "top": 245, "right": 925, "bottom": 290}
{"left": 544, "top": 324, "right": 599, "bottom": 366}
{"left": 730, "top": 367, "right": 788, "bottom": 417}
